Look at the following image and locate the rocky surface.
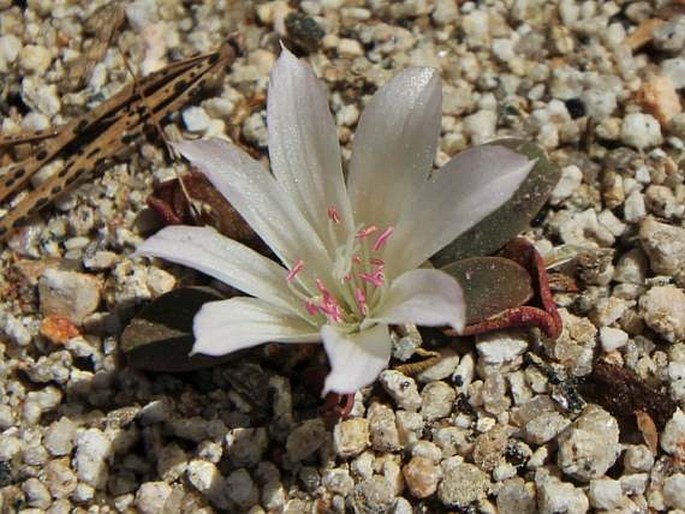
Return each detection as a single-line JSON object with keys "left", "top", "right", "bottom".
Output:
{"left": 1, "top": 0, "right": 685, "bottom": 512}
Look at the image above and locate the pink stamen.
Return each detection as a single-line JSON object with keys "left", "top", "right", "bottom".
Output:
{"left": 305, "top": 299, "right": 319, "bottom": 316}
{"left": 369, "top": 257, "right": 385, "bottom": 266}
{"left": 344, "top": 273, "right": 352, "bottom": 282}
{"left": 372, "top": 226, "right": 395, "bottom": 251}
{"left": 359, "top": 268, "right": 385, "bottom": 287}
{"left": 355, "top": 288, "right": 368, "bottom": 315}
{"left": 286, "top": 260, "right": 305, "bottom": 282}
{"left": 356, "top": 225, "right": 378, "bottom": 239}
{"left": 327, "top": 205, "right": 342, "bottom": 224}
{"left": 352, "top": 255, "right": 362, "bottom": 265}
{"left": 315, "top": 279, "right": 343, "bottom": 323}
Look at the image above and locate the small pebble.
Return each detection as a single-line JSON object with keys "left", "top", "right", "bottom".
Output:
{"left": 333, "top": 418, "right": 370, "bottom": 458}
{"left": 420, "top": 381, "right": 455, "bottom": 420}
{"left": 620, "top": 112, "right": 663, "bottom": 150}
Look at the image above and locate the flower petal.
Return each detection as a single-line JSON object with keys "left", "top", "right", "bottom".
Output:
{"left": 373, "top": 269, "right": 465, "bottom": 332}
{"left": 193, "top": 297, "right": 320, "bottom": 356}
{"left": 321, "top": 323, "right": 391, "bottom": 395}
{"left": 173, "top": 138, "right": 332, "bottom": 288}
{"left": 386, "top": 144, "right": 536, "bottom": 276}
{"left": 136, "top": 225, "right": 299, "bottom": 312}
{"left": 347, "top": 67, "right": 442, "bottom": 228}
{"left": 267, "top": 47, "right": 354, "bottom": 240}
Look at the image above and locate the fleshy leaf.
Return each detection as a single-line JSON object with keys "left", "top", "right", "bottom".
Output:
{"left": 431, "top": 139, "right": 560, "bottom": 266}
{"left": 121, "top": 287, "right": 233, "bottom": 372}
{"left": 441, "top": 257, "right": 533, "bottom": 325}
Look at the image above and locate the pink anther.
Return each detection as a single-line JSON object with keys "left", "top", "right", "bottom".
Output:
{"left": 305, "top": 299, "right": 320, "bottom": 316}
{"left": 355, "top": 225, "right": 378, "bottom": 239}
{"left": 354, "top": 288, "right": 368, "bottom": 315}
{"left": 286, "top": 260, "right": 305, "bottom": 282}
{"left": 359, "top": 268, "right": 385, "bottom": 287}
{"left": 352, "top": 254, "right": 362, "bottom": 265}
{"left": 372, "top": 226, "right": 394, "bottom": 251}
{"left": 369, "top": 257, "right": 385, "bottom": 266}
{"left": 344, "top": 273, "right": 352, "bottom": 282}
{"left": 327, "top": 205, "right": 342, "bottom": 224}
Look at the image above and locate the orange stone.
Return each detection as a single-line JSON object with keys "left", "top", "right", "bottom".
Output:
{"left": 626, "top": 18, "right": 665, "bottom": 50}
{"left": 40, "top": 315, "right": 80, "bottom": 344}
{"left": 635, "top": 75, "right": 683, "bottom": 125}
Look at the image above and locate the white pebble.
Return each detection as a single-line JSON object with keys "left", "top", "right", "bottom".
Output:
{"left": 19, "top": 44, "right": 52, "bottom": 74}
{"left": 599, "top": 327, "right": 629, "bottom": 352}
{"left": 183, "top": 106, "right": 212, "bottom": 132}
{"left": 621, "top": 113, "right": 663, "bottom": 150}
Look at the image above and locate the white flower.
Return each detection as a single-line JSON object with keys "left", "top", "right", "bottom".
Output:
{"left": 137, "top": 48, "right": 535, "bottom": 395}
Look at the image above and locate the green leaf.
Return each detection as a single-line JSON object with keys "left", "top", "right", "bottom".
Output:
{"left": 441, "top": 257, "right": 534, "bottom": 325}
{"left": 121, "top": 286, "right": 234, "bottom": 372}
{"left": 431, "top": 139, "right": 560, "bottom": 266}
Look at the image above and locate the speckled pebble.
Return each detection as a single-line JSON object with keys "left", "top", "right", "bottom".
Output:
{"left": 403, "top": 456, "right": 440, "bottom": 499}
{"left": 368, "top": 402, "right": 401, "bottom": 452}
{"left": 134, "top": 481, "right": 173, "bottom": 514}
{"left": 44, "top": 417, "right": 77, "bottom": 456}
{"left": 639, "top": 217, "right": 685, "bottom": 275}
{"left": 379, "top": 370, "right": 422, "bottom": 411}
{"left": 621, "top": 112, "right": 663, "bottom": 150}
{"left": 420, "top": 381, "right": 455, "bottom": 420}
{"left": 39, "top": 269, "right": 101, "bottom": 324}
{"left": 438, "top": 463, "right": 489, "bottom": 507}
{"left": 640, "top": 286, "right": 685, "bottom": 343}
{"left": 557, "top": 405, "right": 620, "bottom": 481}
{"left": 0, "top": 310, "right": 31, "bottom": 346}
{"left": 588, "top": 478, "right": 623, "bottom": 510}
{"left": 536, "top": 471, "right": 589, "bottom": 514}
{"left": 333, "top": 418, "right": 370, "bottom": 458}
{"left": 74, "top": 428, "right": 112, "bottom": 488}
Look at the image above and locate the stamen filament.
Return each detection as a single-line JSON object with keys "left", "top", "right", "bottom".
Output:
{"left": 356, "top": 225, "right": 378, "bottom": 239}
{"left": 286, "top": 260, "right": 305, "bottom": 282}
{"left": 373, "top": 226, "right": 394, "bottom": 251}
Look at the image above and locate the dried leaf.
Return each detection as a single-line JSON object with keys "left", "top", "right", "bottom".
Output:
{"left": 431, "top": 139, "right": 560, "bottom": 266}
{"left": 441, "top": 256, "right": 533, "bottom": 325}
{"left": 121, "top": 286, "right": 233, "bottom": 372}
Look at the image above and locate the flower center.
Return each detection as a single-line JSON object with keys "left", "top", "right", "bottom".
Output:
{"left": 285, "top": 204, "right": 395, "bottom": 329}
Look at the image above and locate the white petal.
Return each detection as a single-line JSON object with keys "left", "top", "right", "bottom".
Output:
{"left": 193, "top": 297, "right": 320, "bottom": 356}
{"left": 386, "top": 144, "right": 535, "bottom": 275}
{"left": 173, "top": 138, "right": 332, "bottom": 287}
{"left": 373, "top": 269, "right": 465, "bottom": 332}
{"left": 268, "top": 48, "right": 354, "bottom": 240}
{"left": 347, "top": 67, "right": 442, "bottom": 228}
{"left": 321, "top": 323, "right": 391, "bottom": 395}
{"left": 136, "top": 225, "right": 299, "bottom": 312}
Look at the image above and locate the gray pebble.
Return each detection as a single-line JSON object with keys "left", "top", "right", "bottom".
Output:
{"left": 286, "top": 419, "right": 326, "bottom": 461}
{"left": 225, "top": 427, "right": 268, "bottom": 467}
{"left": 226, "top": 468, "right": 259, "bottom": 508}
{"left": 663, "top": 473, "right": 685, "bottom": 510}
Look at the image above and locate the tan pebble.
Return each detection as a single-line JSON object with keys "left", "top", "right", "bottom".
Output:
{"left": 403, "top": 457, "right": 440, "bottom": 499}
{"left": 40, "top": 315, "right": 80, "bottom": 345}
{"left": 626, "top": 18, "right": 665, "bottom": 50}
{"left": 635, "top": 75, "right": 682, "bottom": 125}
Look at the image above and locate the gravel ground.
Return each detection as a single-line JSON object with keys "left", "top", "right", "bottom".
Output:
{"left": 1, "top": 0, "right": 685, "bottom": 513}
